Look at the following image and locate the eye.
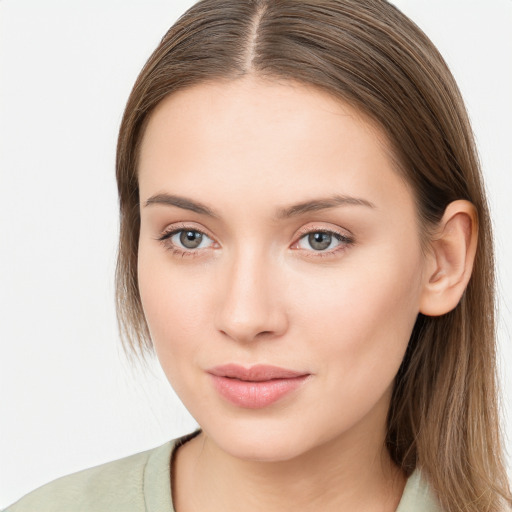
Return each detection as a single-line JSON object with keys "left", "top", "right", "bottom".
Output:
{"left": 295, "top": 230, "right": 353, "bottom": 252}
{"left": 158, "top": 227, "right": 215, "bottom": 252}
{"left": 174, "top": 230, "right": 210, "bottom": 249}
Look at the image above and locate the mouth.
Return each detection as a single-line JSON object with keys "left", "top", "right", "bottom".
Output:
{"left": 207, "top": 364, "right": 311, "bottom": 409}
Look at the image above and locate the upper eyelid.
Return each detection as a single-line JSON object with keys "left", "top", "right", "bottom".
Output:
{"left": 294, "top": 223, "right": 354, "bottom": 240}
{"left": 157, "top": 226, "right": 216, "bottom": 255}
{"left": 294, "top": 229, "right": 353, "bottom": 248}
{"left": 158, "top": 223, "right": 213, "bottom": 240}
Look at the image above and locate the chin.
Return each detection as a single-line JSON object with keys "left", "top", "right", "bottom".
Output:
{"left": 216, "top": 435, "right": 308, "bottom": 463}
{"left": 200, "top": 416, "right": 328, "bottom": 463}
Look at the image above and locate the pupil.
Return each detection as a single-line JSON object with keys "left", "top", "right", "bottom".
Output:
{"left": 308, "top": 232, "right": 331, "bottom": 250}
{"left": 180, "top": 230, "right": 202, "bottom": 249}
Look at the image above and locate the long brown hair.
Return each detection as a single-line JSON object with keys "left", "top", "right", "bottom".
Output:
{"left": 115, "top": 1, "right": 511, "bottom": 510}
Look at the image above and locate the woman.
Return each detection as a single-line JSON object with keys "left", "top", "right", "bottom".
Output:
{"left": 5, "top": 0, "right": 511, "bottom": 511}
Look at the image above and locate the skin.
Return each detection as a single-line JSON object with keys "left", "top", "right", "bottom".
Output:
{"left": 136, "top": 76, "right": 476, "bottom": 512}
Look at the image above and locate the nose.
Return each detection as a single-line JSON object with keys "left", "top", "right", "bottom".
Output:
{"left": 214, "top": 249, "right": 288, "bottom": 343}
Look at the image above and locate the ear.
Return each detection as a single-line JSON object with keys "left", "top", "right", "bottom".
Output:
{"left": 419, "top": 200, "right": 478, "bottom": 317}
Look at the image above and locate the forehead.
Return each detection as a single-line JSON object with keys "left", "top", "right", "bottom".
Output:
{"left": 140, "top": 76, "right": 388, "bottom": 160}
{"left": 137, "top": 76, "right": 411, "bottom": 215}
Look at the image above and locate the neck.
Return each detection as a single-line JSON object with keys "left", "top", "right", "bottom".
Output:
{"left": 173, "top": 420, "right": 406, "bottom": 512}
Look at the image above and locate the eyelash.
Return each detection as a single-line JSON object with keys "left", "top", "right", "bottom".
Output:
{"left": 157, "top": 224, "right": 214, "bottom": 258}
{"left": 157, "top": 225, "right": 354, "bottom": 258}
{"left": 293, "top": 226, "right": 354, "bottom": 258}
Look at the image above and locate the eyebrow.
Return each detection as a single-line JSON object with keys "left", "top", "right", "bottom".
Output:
{"left": 144, "top": 193, "right": 218, "bottom": 217}
{"left": 144, "top": 193, "right": 375, "bottom": 218}
{"left": 276, "top": 194, "right": 375, "bottom": 218}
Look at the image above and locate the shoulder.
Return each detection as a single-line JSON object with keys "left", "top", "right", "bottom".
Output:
{"left": 396, "top": 469, "right": 444, "bottom": 512}
{"left": 3, "top": 440, "right": 177, "bottom": 512}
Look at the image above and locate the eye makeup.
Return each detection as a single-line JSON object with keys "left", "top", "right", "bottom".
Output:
{"left": 155, "top": 221, "right": 355, "bottom": 260}
{"left": 156, "top": 223, "right": 216, "bottom": 258}
{"left": 291, "top": 224, "right": 355, "bottom": 258}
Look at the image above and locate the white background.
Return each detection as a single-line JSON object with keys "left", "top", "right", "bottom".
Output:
{"left": 0, "top": 1, "right": 511, "bottom": 507}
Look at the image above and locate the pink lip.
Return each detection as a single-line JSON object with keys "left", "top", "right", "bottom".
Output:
{"left": 207, "top": 364, "right": 310, "bottom": 409}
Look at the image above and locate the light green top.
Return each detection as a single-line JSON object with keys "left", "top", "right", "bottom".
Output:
{"left": 5, "top": 432, "right": 442, "bottom": 511}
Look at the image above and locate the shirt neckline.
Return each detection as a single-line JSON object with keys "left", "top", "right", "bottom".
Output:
{"left": 143, "top": 432, "right": 441, "bottom": 512}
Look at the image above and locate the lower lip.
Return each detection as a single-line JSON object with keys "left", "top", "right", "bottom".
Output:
{"left": 209, "top": 374, "right": 309, "bottom": 409}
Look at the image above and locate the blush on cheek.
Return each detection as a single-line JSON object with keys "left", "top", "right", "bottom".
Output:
{"left": 314, "top": 263, "right": 419, "bottom": 367}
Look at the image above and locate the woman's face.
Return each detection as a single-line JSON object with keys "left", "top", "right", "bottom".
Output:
{"left": 137, "top": 77, "right": 427, "bottom": 462}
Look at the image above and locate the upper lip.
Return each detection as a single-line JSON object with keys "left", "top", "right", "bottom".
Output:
{"left": 207, "top": 364, "right": 308, "bottom": 382}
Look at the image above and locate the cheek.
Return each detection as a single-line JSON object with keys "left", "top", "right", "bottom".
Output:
{"left": 286, "top": 248, "right": 423, "bottom": 438}
{"left": 138, "top": 261, "right": 216, "bottom": 410}
{"left": 292, "top": 244, "right": 423, "bottom": 379}
{"left": 137, "top": 250, "right": 211, "bottom": 364}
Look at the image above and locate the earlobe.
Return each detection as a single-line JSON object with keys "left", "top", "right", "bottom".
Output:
{"left": 419, "top": 200, "right": 478, "bottom": 317}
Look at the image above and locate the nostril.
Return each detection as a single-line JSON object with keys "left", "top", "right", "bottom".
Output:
{"left": 214, "top": 271, "right": 289, "bottom": 342}
{"left": 219, "top": 329, "right": 271, "bottom": 338}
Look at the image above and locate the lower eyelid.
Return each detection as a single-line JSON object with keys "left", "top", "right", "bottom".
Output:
{"left": 293, "top": 230, "right": 354, "bottom": 253}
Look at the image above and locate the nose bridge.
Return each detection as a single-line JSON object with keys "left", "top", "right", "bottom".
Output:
{"left": 215, "top": 244, "right": 287, "bottom": 342}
